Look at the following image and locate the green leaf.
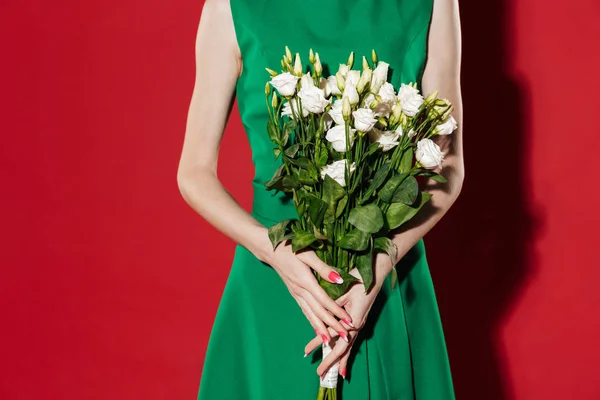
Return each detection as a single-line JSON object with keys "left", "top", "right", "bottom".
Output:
{"left": 282, "top": 120, "right": 297, "bottom": 146}
{"left": 291, "top": 229, "right": 317, "bottom": 252}
{"left": 337, "top": 228, "right": 370, "bottom": 251}
{"left": 391, "top": 175, "right": 419, "bottom": 205}
{"left": 398, "top": 147, "right": 414, "bottom": 173}
{"left": 319, "top": 269, "right": 359, "bottom": 300}
{"left": 348, "top": 204, "right": 384, "bottom": 233}
{"left": 296, "top": 168, "right": 317, "bottom": 185}
{"left": 307, "top": 195, "right": 328, "bottom": 227}
{"left": 390, "top": 267, "right": 398, "bottom": 290}
{"left": 378, "top": 172, "right": 409, "bottom": 203}
{"left": 322, "top": 175, "right": 346, "bottom": 216}
{"left": 413, "top": 169, "right": 448, "bottom": 183}
{"left": 385, "top": 191, "right": 433, "bottom": 230}
{"left": 267, "top": 119, "right": 280, "bottom": 144}
{"left": 267, "top": 219, "right": 294, "bottom": 249}
{"left": 312, "top": 225, "right": 328, "bottom": 240}
{"left": 361, "top": 162, "right": 390, "bottom": 202}
{"left": 335, "top": 195, "right": 348, "bottom": 218}
{"left": 284, "top": 143, "right": 301, "bottom": 158}
{"left": 356, "top": 241, "right": 374, "bottom": 292}
{"left": 315, "top": 144, "right": 329, "bottom": 167}
{"left": 374, "top": 236, "right": 398, "bottom": 265}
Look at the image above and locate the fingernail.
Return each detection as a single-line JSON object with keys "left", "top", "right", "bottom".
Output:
{"left": 320, "top": 372, "right": 325, "bottom": 380}
{"left": 321, "top": 334, "right": 329, "bottom": 345}
{"left": 341, "top": 368, "right": 346, "bottom": 379}
{"left": 339, "top": 331, "right": 348, "bottom": 342}
{"left": 328, "top": 271, "right": 344, "bottom": 284}
{"left": 314, "top": 329, "right": 319, "bottom": 336}
{"left": 342, "top": 318, "right": 355, "bottom": 328}
{"left": 304, "top": 352, "right": 308, "bottom": 358}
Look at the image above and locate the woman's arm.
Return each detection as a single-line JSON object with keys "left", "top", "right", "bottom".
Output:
{"left": 176, "top": 0, "right": 354, "bottom": 340}
{"left": 371, "top": 0, "right": 464, "bottom": 287}
{"left": 304, "top": 0, "right": 464, "bottom": 377}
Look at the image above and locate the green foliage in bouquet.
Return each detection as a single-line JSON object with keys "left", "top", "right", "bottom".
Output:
{"left": 264, "top": 46, "right": 457, "bottom": 299}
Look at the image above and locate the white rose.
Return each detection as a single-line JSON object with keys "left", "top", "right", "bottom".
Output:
{"left": 371, "top": 61, "right": 389, "bottom": 93}
{"left": 352, "top": 108, "right": 377, "bottom": 132}
{"left": 346, "top": 70, "right": 361, "bottom": 86}
{"left": 325, "top": 124, "right": 356, "bottom": 152}
{"left": 321, "top": 159, "right": 356, "bottom": 187}
{"left": 368, "top": 128, "right": 400, "bottom": 152}
{"left": 416, "top": 138, "right": 445, "bottom": 169}
{"left": 328, "top": 99, "right": 345, "bottom": 125}
{"left": 270, "top": 72, "right": 299, "bottom": 97}
{"left": 342, "top": 80, "right": 359, "bottom": 105}
{"left": 397, "top": 83, "right": 424, "bottom": 117}
{"left": 298, "top": 85, "right": 329, "bottom": 114}
{"left": 300, "top": 72, "right": 315, "bottom": 89}
{"left": 378, "top": 82, "right": 396, "bottom": 104}
{"left": 436, "top": 115, "right": 458, "bottom": 135}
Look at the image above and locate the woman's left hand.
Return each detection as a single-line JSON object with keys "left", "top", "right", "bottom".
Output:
{"left": 303, "top": 254, "right": 395, "bottom": 379}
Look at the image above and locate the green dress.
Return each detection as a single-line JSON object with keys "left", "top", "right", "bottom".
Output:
{"left": 197, "top": 0, "right": 456, "bottom": 398}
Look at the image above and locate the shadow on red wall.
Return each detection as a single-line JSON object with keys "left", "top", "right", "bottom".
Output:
{"left": 426, "top": 1, "right": 539, "bottom": 398}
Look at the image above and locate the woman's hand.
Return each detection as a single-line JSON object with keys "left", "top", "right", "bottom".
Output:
{"left": 303, "top": 254, "right": 394, "bottom": 379}
{"left": 259, "top": 231, "right": 355, "bottom": 344}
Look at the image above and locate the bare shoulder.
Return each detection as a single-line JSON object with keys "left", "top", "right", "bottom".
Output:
{"left": 197, "top": 0, "right": 241, "bottom": 72}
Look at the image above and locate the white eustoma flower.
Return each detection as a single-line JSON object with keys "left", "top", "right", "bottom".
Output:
{"left": 281, "top": 98, "right": 309, "bottom": 119}
{"left": 342, "top": 80, "right": 359, "bottom": 105}
{"left": 325, "top": 124, "right": 356, "bottom": 152}
{"left": 371, "top": 61, "right": 389, "bottom": 93}
{"left": 416, "top": 138, "right": 445, "bottom": 168}
{"left": 328, "top": 99, "right": 345, "bottom": 125}
{"left": 352, "top": 108, "right": 377, "bottom": 132}
{"left": 298, "top": 85, "right": 329, "bottom": 114}
{"left": 368, "top": 128, "right": 401, "bottom": 152}
{"left": 321, "top": 159, "right": 356, "bottom": 187}
{"left": 338, "top": 63, "right": 349, "bottom": 77}
{"left": 364, "top": 93, "right": 376, "bottom": 108}
{"left": 300, "top": 72, "right": 315, "bottom": 89}
{"left": 378, "top": 82, "right": 396, "bottom": 104}
{"left": 326, "top": 75, "right": 342, "bottom": 96}
{"left": 407, "top": 128, "right": 416, "bottom": 138}
{"left": 397, "top": 83, "right": 424, "bottom": 117}
{"left": 270, "top": 72, "right": 299, "bottom": 97}
{"left": 346, "top": 70, "right": 361, "bottom": 86}
{"left": 436, "top": 115, "right": 458, "bottom": 135}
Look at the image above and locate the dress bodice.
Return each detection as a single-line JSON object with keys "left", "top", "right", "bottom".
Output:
{"left": 229, "top": 0, "right": 434, "bottom": 224}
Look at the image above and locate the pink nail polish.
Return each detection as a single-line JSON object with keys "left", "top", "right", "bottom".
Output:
{"left": 321, "top": 334, "right": 329, "bottom": 345}
{"left": 341, "top": 368, "right": 346, "bottom": 379}
{"left": 314, "top": 329, "right": 319, "bottom": 336}
{"left": 342, "top": 318, "right": 355, "bottom": 328}
{"left": 339, "top": 331, "right": 348, "bottom": 342}
{"left": 328, "top": 271, "right": 344, "bottom": 284}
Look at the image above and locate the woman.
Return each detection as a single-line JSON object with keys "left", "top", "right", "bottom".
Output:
{"left": 177, "top": 0, "right": 463, "bottom": 398}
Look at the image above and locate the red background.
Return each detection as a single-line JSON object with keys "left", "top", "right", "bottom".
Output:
{"left": 2, "top": 0, "right": 600, "bottom": 399}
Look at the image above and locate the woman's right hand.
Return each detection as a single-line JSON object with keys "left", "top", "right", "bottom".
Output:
{"left": 258, "top": 234, "right": 354, "bottom": 345}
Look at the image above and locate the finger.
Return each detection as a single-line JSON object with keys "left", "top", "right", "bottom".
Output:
{"left": 304, "top": 327, "right": 339, "bottom": 356}
{"left": 296, "top": 296, "right": 329, "bottom": 357}
{"left": 305, "top": 281, "right": 354, "bottom": 328}
{"left": 297, "top": 251, "right": 344, "bottom": 285}
{"left": 317, "top": 337, "right": 351, "bottom": 377}
{"left": 338, "top": 345, "right": 352, "bottom": 379}
{"left": 302, "top": 291, "right": 349, "bottom": 343}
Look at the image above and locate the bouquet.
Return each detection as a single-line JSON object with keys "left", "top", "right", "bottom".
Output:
{"left": 263, "top": 46, "right": 457, "bottom": 399}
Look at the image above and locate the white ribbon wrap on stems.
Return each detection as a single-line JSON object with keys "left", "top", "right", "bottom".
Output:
{"left": 319, "top": 342, "right": 339, "bottom": 389}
